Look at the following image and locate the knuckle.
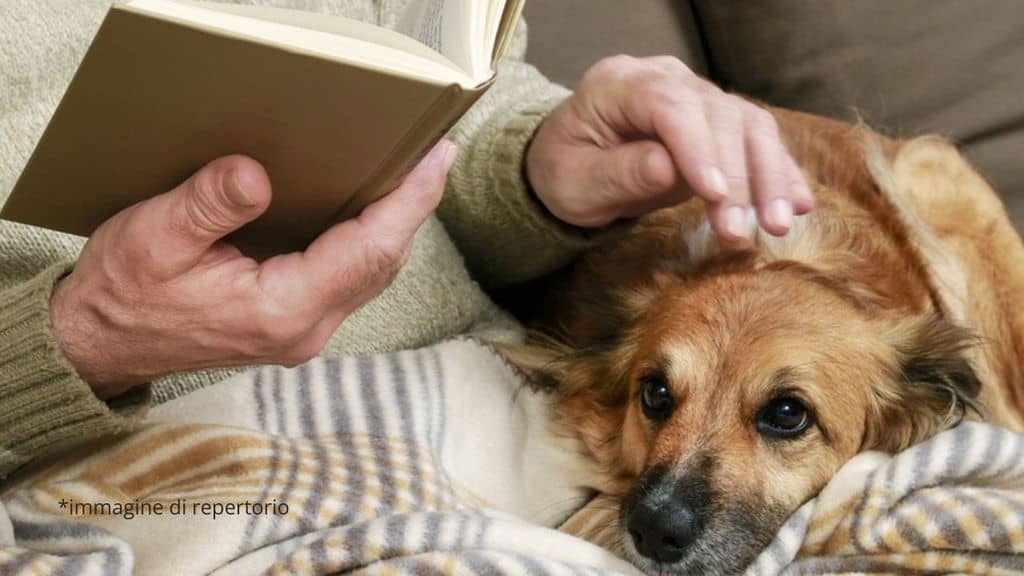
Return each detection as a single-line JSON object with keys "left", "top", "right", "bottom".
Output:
{"left": 179, "top": 173, "right": 234, "bottom": 237}
{"left": 601, "top": 54, "right": 637, "bottom": 71}
{"left": 721, "top": 94, "right": 746, "bottom": 118}
{"left": 584, "top": 54, "right": 635, "bottom": 83}
{"left": 708, "top": 97, "right": 745, "bottom": 132}
{"left": 649, "top": 55, "right": 692, "bottom": 76}
{"left": 641, "top": 82, "right": 687, "bottom": 110}
{"left": 585, "top": 53, "right": 647, "bottom": 87}
{"left": 362, "top": 237, "right": 408, "bottom": 278}
{"left": 694, "top": 77, "right": 720, "bottom": 96}
{"left": 648, "top": 93, "right": 700, "bottom": 132}
{"left": 726, "top": 94, "right": 747, "bottom": 107}
{"left": 747, "top": 105, "right": 779, "bottom": 137}
{"left": 110, "top": 219, "right": 175, "bottom": 283}
{"left": 113, "top": 230, "right": 160, "bottom": 278}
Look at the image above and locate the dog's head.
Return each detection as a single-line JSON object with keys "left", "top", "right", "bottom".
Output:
{"left": 534, "top": 259, "right": 980, "bottom": 575}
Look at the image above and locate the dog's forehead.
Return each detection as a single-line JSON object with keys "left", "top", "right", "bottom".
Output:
{"left": 652, "top": 266, "right": 851, "bottom": 325}
{"left": 655, "top": 336, "right": 810, "bottom": 387}
{"left": 646, "top": 285, "right": 860, "bottom": 364}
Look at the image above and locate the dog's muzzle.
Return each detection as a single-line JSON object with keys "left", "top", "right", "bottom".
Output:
{"left": 623, "top": 462, "right": 711, "bottom": 564}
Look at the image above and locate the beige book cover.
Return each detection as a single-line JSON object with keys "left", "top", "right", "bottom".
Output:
{"left": 1, "top": 0, "right": 523, "bottom": 255}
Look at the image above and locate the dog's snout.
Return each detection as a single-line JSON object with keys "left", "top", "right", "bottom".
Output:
{"left": 627, "top": 498, "right": 699, "bottom": 563}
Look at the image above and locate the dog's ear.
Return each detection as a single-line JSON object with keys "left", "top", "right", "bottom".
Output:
{"left": 496, "top": 333, "right": 633, "bottom": 399}
{"left": 495, "top": 340, "right": 571, "bottom": 391}
{"left": 865, "top": 315, "right": 982, "bottom": 452}
{"left": 500, "top": 332, "right": 637, "bottom": 470}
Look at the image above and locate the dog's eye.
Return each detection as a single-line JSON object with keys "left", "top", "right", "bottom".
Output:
{"left": 757, "top": 397, "right": 811, "bottom": 438}
{"left": 639, "top": 373, "right": 673, "bottom": 422}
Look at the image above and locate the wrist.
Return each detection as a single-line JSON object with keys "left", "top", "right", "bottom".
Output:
{"left": 50, "top": 274, "right": 136, "bottom": 399}
{"left": 520, "top": 99, "right": 622, "bottom": 229}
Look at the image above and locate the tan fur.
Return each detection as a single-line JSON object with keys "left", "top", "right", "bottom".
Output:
{"left": 511, "top": 109, "right": 1024, "bottom": 573}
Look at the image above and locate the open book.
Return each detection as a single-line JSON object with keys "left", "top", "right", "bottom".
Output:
{"left": 1, "top": 0, "right": 525, "bottom": 255}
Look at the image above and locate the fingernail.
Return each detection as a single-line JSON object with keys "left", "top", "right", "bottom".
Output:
{"left": 768, "top": 198, "right": 793, "bottom": 230}
{"left": 794, "top": 182, "right": 816, "bottom": 214}
{"left": 223, "top": 168, "right": 256, "bottom": 207}
{"left": 702, "top": 166, "right": 729, "bottom": 200}
{"left": 724, "top": 205, "right": 749, "bottom": 240}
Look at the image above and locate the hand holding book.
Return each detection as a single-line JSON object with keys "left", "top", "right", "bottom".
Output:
{"left": 2, "top": 0, "right": 522, "bottom": 255}
{"left": 50, "top": 141, "right": 456, "bottom": 397}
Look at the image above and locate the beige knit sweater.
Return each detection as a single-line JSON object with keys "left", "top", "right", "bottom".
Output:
{"left": 0, "top": 0, "right": 586, "bottom": 479}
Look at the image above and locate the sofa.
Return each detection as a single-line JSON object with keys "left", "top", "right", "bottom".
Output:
{"left": 522, "top": 0, "right": 1024, "bottom": 231}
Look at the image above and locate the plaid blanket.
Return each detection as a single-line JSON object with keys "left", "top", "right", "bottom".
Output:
{"left": 2, "top": 340, "right": 1022, "bottom": 575}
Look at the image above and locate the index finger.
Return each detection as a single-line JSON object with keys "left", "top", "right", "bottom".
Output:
{"left": 296, "top": 140, "right": 456, "bottom": 309}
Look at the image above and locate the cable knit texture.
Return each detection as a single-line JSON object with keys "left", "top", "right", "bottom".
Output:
{"left": 0, "top": 0, "right": 588, "bottom": 479}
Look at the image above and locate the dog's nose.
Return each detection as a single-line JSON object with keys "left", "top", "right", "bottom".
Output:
{"left": 626, "top": 499, "right": 699, "bottom": 563}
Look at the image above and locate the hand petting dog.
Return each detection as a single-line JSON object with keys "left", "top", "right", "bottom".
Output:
{"left": 527, "top": 55, "right": 815, "bottom": 241}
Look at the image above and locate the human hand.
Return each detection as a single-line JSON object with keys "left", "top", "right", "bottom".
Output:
{"left": 526, "top": 55, "right": 814, "bottom": 241}
{"left": 51, "top": 140, "right": 457, "bottom": 399}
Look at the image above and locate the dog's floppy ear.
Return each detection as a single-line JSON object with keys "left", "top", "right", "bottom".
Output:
{"left": 499, "top": 332, "right": 637, "bottom": 471}
{"left": 865, "top": 315, "right": 983, "bottom": 452}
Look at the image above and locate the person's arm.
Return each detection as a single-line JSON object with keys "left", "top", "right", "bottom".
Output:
{"left": 0, "top": 262, "right": 151, "bottom": 479}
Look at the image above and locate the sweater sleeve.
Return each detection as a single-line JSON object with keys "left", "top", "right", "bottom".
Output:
{"left": 437, "top": 24, "right": 595, "bottom": 288}
{"left": 0, "top": 262, "right": 151, "bottom": 480}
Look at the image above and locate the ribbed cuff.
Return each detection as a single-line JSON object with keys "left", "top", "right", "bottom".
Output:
{"left": 491, "top": 95, "right": 599, "bottom": 246}
{"left": 0, "top": 263, "right": 151, "bottom": 479}
{"left": 444, "top": 91, "right": 597, "bottom": 288}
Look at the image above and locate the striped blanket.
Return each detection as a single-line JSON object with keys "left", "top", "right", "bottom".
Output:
{"left": 1, "top": 339, "right": 1023, "bottom": 575}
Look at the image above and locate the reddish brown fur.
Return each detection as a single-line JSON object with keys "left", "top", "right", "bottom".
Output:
{"left": 509, "top": 108, "right": 1024, "bottom": 574}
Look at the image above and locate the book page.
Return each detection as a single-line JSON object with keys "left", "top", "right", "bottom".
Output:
{"left": 396, "top": 0, "right": 485, "bottom": 81}
{"left": 125, "top": 0, "right": 474, "bottom": 85}
{"left": 175, "top": 1, "right": 460, "bottom": 70}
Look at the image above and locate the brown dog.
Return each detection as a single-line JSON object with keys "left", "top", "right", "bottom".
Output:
{"left": 510, "top": 108, "right": 1024, "bottom": 575}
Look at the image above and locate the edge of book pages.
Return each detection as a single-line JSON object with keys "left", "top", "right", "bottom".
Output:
{"left": 492, "top": 0, "right": 525, "bottom": 68}
{"left": 120, "top": 0, "right": 524, "bottom": 89}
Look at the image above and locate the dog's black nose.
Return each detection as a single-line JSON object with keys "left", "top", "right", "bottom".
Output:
{"left": 627, "top": 499, "right": 698, "bottom": 563}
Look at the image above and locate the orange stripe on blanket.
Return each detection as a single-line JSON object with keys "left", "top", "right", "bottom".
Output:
{"left": 77, "top": 424, "right": 219, "bottom": 478}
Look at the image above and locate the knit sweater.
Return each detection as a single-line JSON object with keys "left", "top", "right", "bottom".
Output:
{"left": 0, "top": 0, "right": 585, "bottom": 479}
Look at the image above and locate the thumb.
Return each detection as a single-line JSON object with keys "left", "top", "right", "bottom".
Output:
{"left": 141, "top": 155, "right": 272, "bottom": 276}
{"left": 588, "top": 141, "right": 680, "bottom": 222}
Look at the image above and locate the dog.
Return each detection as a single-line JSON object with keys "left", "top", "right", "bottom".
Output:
{"left": 507, "top": 108, "right": 1024, "bottom": 575}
